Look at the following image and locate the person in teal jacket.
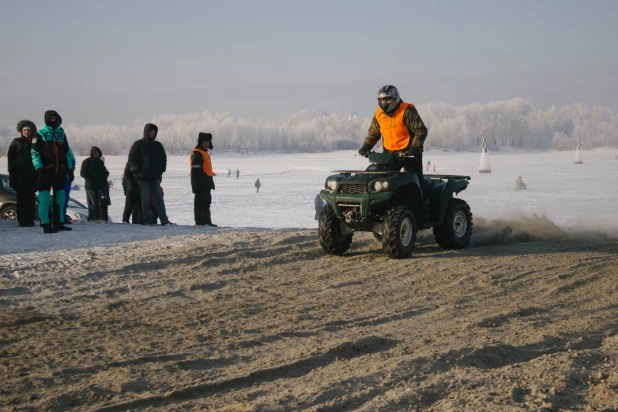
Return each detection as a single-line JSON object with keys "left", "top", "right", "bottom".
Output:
{"left": 31, "top": 110, "right": 76, "bottom": 233}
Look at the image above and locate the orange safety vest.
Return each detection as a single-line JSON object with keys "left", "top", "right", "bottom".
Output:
{"left": 190, "top": 147, "right": 216, "bottom": 177}
{"left": 375, "top": 102, "right": 416, "bottom": 151}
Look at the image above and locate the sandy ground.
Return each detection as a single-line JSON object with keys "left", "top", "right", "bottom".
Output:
{"left": 1, "top": 219, "right": 618, "bottom": 411}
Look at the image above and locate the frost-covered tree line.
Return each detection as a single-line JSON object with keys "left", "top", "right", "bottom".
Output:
{"left": 1, "top": 98, "right": 617, "bottom": 155}
{"left": 420, "top": 98, "right": 618, "bottom": 151}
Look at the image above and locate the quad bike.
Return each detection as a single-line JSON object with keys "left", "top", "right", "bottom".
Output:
{"left": 318, "top": 151, "right": 473, "bottom": 258}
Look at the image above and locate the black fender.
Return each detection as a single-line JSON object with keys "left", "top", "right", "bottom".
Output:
{"left": 434, "top": 179, "right": 469, "bottom": 224}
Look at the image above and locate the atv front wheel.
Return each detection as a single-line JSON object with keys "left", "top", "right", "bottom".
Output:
{"left": 433, "top": 198, "right": 473, "bottom": 249}
{"left": 318, "top": 205, "right": 353, "bottom": 255}
{"left": 382, "top": 205, "right": 416, "bottom": 258}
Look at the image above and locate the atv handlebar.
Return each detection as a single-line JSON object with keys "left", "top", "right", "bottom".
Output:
{"left": 356, "top": 151, "right": 415, "bottom": 158}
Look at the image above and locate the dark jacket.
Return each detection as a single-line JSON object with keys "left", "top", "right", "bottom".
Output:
{"left": 128, "top": 123, "right": 167, "bottom": 181}
{"left": 190, "top": 147, "right": 215, "bottom": 194}
{"left": 8, "top": 121, "right": 38, "bottom": 192}
{"left": 80, "top": 146, "right": 109, "bottom": 191}
{"left": 122, "top": 162, "right": 140, "bottom": 193}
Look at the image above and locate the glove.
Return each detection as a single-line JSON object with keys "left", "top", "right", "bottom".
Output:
{"left": 406, "top": 145, "right": 421, "bottom": 157}
{"left": 68, "top": 169, "right": 75, "bottom": 183}
{"left": 212, "top": 180, "right": 215, "bottom": 191}
{"left": 358, "top": 144, "right": 372, "bottom": 158}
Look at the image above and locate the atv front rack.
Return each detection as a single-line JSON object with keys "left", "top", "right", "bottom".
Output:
{"left": 331, "top": 171, "right": 471, "bottom": 180}
{"left": 331, "top": 170, "right": 405, "bottom": 175}
{"left": 424, "top": 174, "right": 471, "bottom": 180}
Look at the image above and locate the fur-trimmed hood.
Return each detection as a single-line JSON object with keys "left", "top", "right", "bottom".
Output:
{"left": 16, "top": 120, "right": 37, "bottom": 135}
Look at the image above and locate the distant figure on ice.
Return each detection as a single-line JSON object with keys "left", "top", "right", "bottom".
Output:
{"left": 191, "top": 133, "right": 217, "bottom": 226}
{"left": 432, "top": 164, "right": 436, "bottom": 172}
{"left": 314, "top": 194, "right": 326, "bottom": 220}
{"left": 254, "top": 178, "right": 261, "bottom": 193}
{"left": 227, "top": 169, "right": 232, "bottom": 178}
{"left": 514, "top": 176, "right": 527, "bottom": 190}
{"left": 425, "top": 161, "right": 431, "bottom": 172}
{"left": 236, "top": 169, "right": 240, "bottom": 179}
{"left": 615, "top": 154, "right": 617, "bottom": 160}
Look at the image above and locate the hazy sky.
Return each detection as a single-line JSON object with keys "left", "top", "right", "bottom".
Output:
{"left": 1, "top": 0, "right": 617, "bottom": 126}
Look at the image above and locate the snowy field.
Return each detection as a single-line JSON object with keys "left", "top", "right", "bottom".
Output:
{"left": 1, "top": 148, "right": 617, "bottom": 253}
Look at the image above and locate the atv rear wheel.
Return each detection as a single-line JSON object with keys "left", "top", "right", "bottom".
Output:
{"left": 319, "top": 205, "right": 353, "bottom": 255}
{"left": 433, "top": 198, "right": 473, "bottom": 249}
{"left": 382, "top": 205, "right": 416, "bottom": 258}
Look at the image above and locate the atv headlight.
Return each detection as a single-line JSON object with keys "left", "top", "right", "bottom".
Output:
{"left": 373, "top": 180, "right": 389, "bottom": 192}
{"left": 326, "top": 179, "right": 338, "bottom": 191}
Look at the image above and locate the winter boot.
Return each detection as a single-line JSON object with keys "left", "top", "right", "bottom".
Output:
{"left": 204, "top": 210, "right": 218, "bottom": 227}
{"left": 43, "top": 223, "right": 57, "bottom": 234}
{"left": 54, "top": 208, "right": 72, "bottom": 231}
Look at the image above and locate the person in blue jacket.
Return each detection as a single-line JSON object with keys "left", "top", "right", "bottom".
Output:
{"left": 31, "top": 110, "right": 76, "bottom": 233}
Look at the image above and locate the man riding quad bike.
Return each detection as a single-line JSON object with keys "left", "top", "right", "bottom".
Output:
{"left": 318, "top": 85, "right": 473, "bottom": 258}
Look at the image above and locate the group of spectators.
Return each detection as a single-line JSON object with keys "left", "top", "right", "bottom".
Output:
{"left": 7, "top": 111, "right": 218, "bottom": 233}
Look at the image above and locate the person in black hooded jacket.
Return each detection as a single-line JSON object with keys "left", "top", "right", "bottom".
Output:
{"left": 32, "top": 110, "right": 76, "bottom": 233}
{"left": 127, "top": 123, "right": 171, "bottom": 225}
{"left": 80, "top": 146, "right": 109, "bottom": 220}
{"left": 7, "top": 120, "right": 38, "bottom": 226}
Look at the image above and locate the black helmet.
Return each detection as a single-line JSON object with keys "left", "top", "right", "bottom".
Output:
{"left": 377, "top": 85, "right": 401, "bottom": 114}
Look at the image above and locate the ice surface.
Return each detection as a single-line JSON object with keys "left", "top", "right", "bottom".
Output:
{"left": 1, "top": 149, "right": 617, "bottom": 254}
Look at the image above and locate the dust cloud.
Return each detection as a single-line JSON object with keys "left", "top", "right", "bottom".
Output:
{"left": 471, "top": 214, "right": 618, "bottom": 246}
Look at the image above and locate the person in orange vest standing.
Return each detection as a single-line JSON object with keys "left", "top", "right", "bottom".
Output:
{"left": 190, "top": 133, "right": 217, "bottom": 226}
{"left": 358, "top": 85, "right": 428, "bottom": 187}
